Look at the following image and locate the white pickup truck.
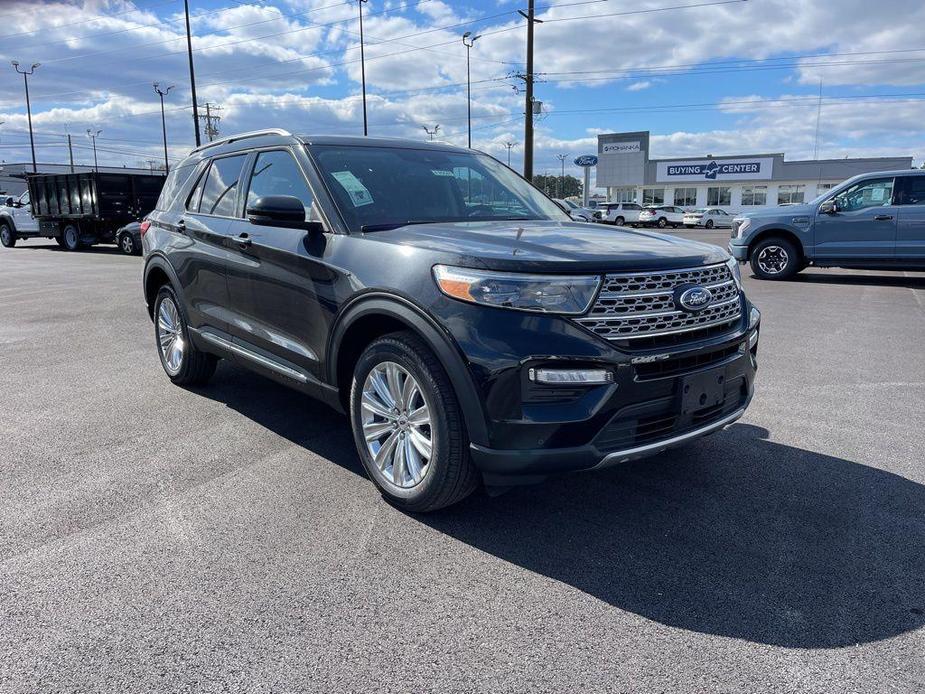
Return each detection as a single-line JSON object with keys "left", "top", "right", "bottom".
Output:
{"left": 0, "top": 191, "right": 42, "bottom": 247}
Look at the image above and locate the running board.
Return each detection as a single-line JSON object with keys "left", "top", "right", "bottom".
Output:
{"left": 198, "top": 330, "right": 310, "bottom": 384}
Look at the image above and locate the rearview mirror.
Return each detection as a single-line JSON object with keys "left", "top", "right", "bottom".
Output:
{"left": 246, "top": 195, "right": 322, "bottom": 231}
{"left": 819, "top": 199, "right": 838, "bottom": 215}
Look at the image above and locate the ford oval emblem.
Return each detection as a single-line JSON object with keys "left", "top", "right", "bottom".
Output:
{"left": 678, "top": 286, "right": 713, "bottom": 312}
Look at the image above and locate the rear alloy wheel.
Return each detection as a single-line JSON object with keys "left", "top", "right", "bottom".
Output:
{"left": 657, "top": 217, "right": 668, "bottom": 228}
{"left": 154, "top": 285, "right": 217, "bottom": 385}
{"left": 0, "top": 223, "right": 15, "bottom": 248}
{"left": 614, "top": 216, "right": 625, "bottom": 226}
{"left": 350, "top": 331, "right": 477, "bottom": 512}
{"left": 705, "top": 219, "right": 714, "bottom": 229}
{"left": 119, "top": 233, "right": 136, "bottom": 255}
{"left": 62, "top": 224, "right": 81, "bottom": 251}
{"left": 750, "top": 237, "right": 801, "bottom": 280}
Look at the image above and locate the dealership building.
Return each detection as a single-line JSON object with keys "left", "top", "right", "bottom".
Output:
{"left": 594, "top": 131, "right": 914, "bottom": 212}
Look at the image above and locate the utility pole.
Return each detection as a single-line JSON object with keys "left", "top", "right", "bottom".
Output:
{"left": 86, "top": 129, "right": 102, "bottom": 173}
{"left": 67, "top": 134, "right": 74, "bottom": 172}
{"left": 556, "top": 154, "right": 567, "bottom": 197}
{"left": 357, "top": 0, "right": 369, "bottom": 136}
{"left": 197, "top": 102, "right": 222, "bottom": 142}
{"left": 462, "top": 32, "right": 481, "bottom": 149}
{"left": 153, "top": 83, "right": 173, "bottom": 173}
{"left": 184, "top": 0, "right": 201, "bottom": 147}
{"left": 11, "top": 61, "right": 39, "bottom": 173}
{"left": 422, "top": 124, "right": 440, "bottom": 141}
{"left": 504, "top": 142, "right": 515, "bottom": 167}
{"left": 517, "top": 2, "right": 541, "bottom": 181}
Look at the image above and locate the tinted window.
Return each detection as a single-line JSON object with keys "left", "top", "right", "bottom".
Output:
{"left": 899, "top": 176, "right": 925, "bottom": 205}
{"left": 835, "top": 178, "right": 893, "bottom": 212}
{"left": 156, "top": 165, "right": 195, "bottom": 211}
{"left": 246, "top": 150, "right": 314, "bottom": 213}
{"left": 20, "top": 192, "right": 29, "bottom": 206}
{"left": 623, "top": 203, "right": 641, "bottom": 210}
{"left": 198, "top": 155, "right": 247, "bottom": 217}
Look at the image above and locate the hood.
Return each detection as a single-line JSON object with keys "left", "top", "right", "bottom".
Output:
{"left": 363, "top": 220, "right": 727, "bottom": 273}
{"left": 737, "top": 202, "right": 816, "bottom": 219}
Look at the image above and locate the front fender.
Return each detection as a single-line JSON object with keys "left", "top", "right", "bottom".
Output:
{"left": 328, "top": 293, "right": 490, "bottom": 447}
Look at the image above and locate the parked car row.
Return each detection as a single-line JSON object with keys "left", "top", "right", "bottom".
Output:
{"left": 553, "top": 198, "right": 602, "bottom": 222}
{"left": 597, "top": 202, "right": 733, "bottom": 229}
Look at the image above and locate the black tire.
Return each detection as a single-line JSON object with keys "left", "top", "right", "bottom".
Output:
{"left": 118, "top": 233, "right": 136, "bottom": 255}
{"left": 657, "top": 217, "right": 668, "bottom": 228}
{"left": 750, "top": 237, "right": 801, "bottom": 280}
{"left": 705, "top": 219, "right": 714, "bottom": 229}
{"left": 153, "top": 285, "right": 217, "bottom": 386}
{"left": 614, "top": 216, "right": 624, "bottom": 226}
{"left": 350, "top": 331, "right": 478, "bottom": 512}
{"left": 55, "top": 236, "right": 67, "bottom": 248}
{"left": 0, "top": 222, "right": 15, "bottom": 248}
{"left": 62, "top": 224, "right": 81, "bottom": 251}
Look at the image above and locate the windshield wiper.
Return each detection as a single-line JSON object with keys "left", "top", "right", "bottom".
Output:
{"left": 360, "top": 220, "right": 436, "bottom": 233}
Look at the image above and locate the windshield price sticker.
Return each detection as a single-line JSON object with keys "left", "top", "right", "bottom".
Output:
{"left": 332, "top": 171, "right": 374, "bottom": 207}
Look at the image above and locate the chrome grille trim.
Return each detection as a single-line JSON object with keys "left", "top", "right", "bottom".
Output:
{"left": 575, "top": 263, "right": 743, "bottom": 341}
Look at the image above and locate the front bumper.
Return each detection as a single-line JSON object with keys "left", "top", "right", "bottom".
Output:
{"left": 441, "top": 298, "right": 761, "bottom": 484}
{"left": 728, "top": 242, "right": 749, "bottom": 261}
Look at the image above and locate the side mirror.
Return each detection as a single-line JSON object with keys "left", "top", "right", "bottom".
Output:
{"left": 3, "top": 197, "right": 13, "bottom": 207}
{"left": 246, "top": 195, "right": 321, "bottom": 231}
{"left": 819, "top": 199, "right": 838, "bottom": 215}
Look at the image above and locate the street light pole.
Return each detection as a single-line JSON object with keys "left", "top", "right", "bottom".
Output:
{"left": 422, "top": 124, "right": 440, "bottom": 141}
{"left": 504, "top": 142, "right": 515, "bottom": 167}
{"left": 86, "top": 129, "right": 102, "bottom": 172}
{"left": 556, "top": 153, "right": 567, "bottom": 197}
{"left": 11, "top": 61, "right": 40, "bottom": 173}
{"left": 153, "top": 83, "right": 174, "bottom": 174}
{"left": 462, "top": 32, "right": 481, "bottom": 149}
{"left": 184, "top": 0, "right": 201, "bottom": 147}
{"left": 358, "top": 0, "right": 369, "bottom": 136}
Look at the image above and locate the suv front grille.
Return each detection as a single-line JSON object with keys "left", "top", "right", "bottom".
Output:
{"left": 575, "top": 264, "right": 742, "bottom": 343}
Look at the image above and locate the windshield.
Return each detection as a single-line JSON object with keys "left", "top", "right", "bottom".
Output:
{"left": 308, "top": 145, "right": 568, "bottom": 232}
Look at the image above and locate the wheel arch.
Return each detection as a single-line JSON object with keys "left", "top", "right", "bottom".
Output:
{"left": 143, "top": 254, "right": 184, "bottom": 320}
{"left": 0, "top": 214, "right": 16, "bottom": 233}
{"left": 328, "top": 294, "right": 489, "bottom": 447}
{"left": 747, "top": 228, "right": 805, "bottom": 260}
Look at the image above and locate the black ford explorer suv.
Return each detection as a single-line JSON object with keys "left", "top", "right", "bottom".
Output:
{"left": 142, "top": 130, "right": 760, "bottom": 511}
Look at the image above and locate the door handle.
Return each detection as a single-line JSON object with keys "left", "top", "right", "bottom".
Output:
{"left": 874, "top": 215, "right": 893, "bottom": 221}
{"left": 236, "top": 233, "right": 252, "bottom": 249}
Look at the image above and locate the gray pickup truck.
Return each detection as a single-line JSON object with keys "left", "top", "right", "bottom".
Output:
{"left": 729, "top": 169, "right": 925, "bottom": 279}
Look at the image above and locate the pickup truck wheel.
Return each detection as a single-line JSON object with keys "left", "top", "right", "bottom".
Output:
{"left": 750, "top": 237, "right": 800, "bottom": 280}
{"left": 55, "top": 236, "right": 67, "bottom": 248}
{"left": 0, "top": 223, "right": 15, "bottom": 247}
{"left": 350, "top": 331, "right": 478, "bottom": 512}
{"left": 154, "top": 285, "right": 217, "bottom": 386}
{"left": 119, "top": 233, "right": 136, "bottom": 255}
{"left": 614, "top": 216, "right": 624, "bottom": 226}
{"left": 657, "top": 217, "right": 668, "bottom": 228}
{"left": 62, "top": 224, "right": 81, "bottom": 251}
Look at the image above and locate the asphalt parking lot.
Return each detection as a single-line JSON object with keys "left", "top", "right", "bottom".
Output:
{"left": 1, "top": 232, "right": 924, "bottom": 693}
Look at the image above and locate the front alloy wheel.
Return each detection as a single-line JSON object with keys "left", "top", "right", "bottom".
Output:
{"left": 657, "top": 217, "right": 668, "bottom": 228}
{"left": 0, "top": 224, "right": 14, "bottom": 248}
{"left": 361, "top": 362, "right": 433, "bottom": 489}
{"left": 350, "top": 331, "right": 477, "bottom": 512}
{"left": 750, "top": 237, "right": 800, "bottom": 280}
{"left": 120, "top": 233, "right": 136, "bottom": 255}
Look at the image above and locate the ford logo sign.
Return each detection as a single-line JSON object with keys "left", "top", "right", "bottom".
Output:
{"left": 678, "top": 286, "right": 713, "bottom": 312}
{"left": 574, "top": 155, "right": 598, "bottom": 167}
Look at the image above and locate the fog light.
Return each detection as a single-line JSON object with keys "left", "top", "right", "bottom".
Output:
{"left": 528, "top": 368, "right": 614, "bottom": 385}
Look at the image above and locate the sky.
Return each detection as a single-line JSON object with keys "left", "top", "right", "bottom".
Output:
{"left": 0, "top": 0, "right": 923, "bottom": 189}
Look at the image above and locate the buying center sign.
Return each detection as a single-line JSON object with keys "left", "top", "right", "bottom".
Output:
{"left": 656, "top": 157, "right": 773, "bottom": 182}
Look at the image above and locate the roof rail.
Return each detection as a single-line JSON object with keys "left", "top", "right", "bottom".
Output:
{"left": 191, "top": 128, "right": 293, "bottom": 154}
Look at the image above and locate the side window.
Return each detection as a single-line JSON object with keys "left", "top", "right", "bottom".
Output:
{"left": 836, "top": 178, "right": 894, "bottom": 212}
{"left": 246, "top": 150, "right": 314, "bottom": 213}
{"left": 186, "top": 165, "right": 208, "bottom": 212}
{"left": 157, "top": 165, "right": 195, "bottom": 211}
{"left": 898, "top": 177, "right": 925, "bottom": 205}
{"left": 20, "top": 192, "right": 30, "bottom": 206}
{"left": 198, "top": 154, "right": 248, "bottom": 217}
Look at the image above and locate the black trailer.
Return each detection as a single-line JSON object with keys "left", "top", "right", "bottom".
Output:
{"left": 26, "top": 171, "right": 165, "bottom": 251}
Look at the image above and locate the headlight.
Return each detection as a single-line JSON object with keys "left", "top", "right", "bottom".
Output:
{"left": 734, "top": 218, "right": 751, "bottom": 238}
{"left": 433, "top": 265, "right": 600, "bottom": 314}
{"left": 726, "top": 256, "right": 743, "bottom": 290}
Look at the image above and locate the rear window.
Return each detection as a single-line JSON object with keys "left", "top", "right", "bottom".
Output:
{"left": 155, "top": 165, "right": 195, "bottom": 211}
